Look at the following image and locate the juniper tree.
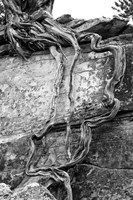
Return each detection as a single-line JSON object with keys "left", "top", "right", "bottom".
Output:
{"left": 0, "top": 0, "right": 5, "bottom": 24}
{"left": 112, "top": 0, "right": 133, "bottom": 19}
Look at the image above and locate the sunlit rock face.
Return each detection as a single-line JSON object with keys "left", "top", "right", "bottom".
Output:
{"left": 1, "top": 15, "right": 133, "bottom": 199}
{"left": 0, "top": 182, "right": 56, "bottom": 200}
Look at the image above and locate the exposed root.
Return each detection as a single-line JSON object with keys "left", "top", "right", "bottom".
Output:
{"left": 25, "top": 33, "right": 126, "bottom": 200}
{"left": 1, "top": 1, "right": 127, "bottom": 200}
{"left": 48, "top": 46, "right": 64, "bottom": 123}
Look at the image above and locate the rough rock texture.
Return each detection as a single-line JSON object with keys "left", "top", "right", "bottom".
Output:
{"left": 56, "top": 15, "right": 133, "bottom": 39}
{"left": 0, "top": 183, "right": 56, "bottom": 200}
{"left": 69, "top": 164, "right": 133, "bottom": 200}
{"left": 1, "top": 17, "right": 133, "bottom": 199}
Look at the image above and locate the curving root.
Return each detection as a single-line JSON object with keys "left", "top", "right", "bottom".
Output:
{"left": 2, "top": 1, "right": 127, "bottom": 199}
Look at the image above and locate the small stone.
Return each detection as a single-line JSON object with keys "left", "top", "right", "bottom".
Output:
{"left": 0, "top": 183, "right": 12, "bottom": 198}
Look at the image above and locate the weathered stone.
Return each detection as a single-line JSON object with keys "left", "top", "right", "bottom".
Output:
{"left": 0, "top": 34, "right": 133, "bottom": 191}
{"left": 69, "top": 164, "right": 133, "bottom": 200}
{"left": 0, "top": 182, "right": 56, "bottom": 200}
{"left": 0, "top": 8, "right": 133, "bottom": 199}
{"left": 0, "top": 135, "right": 30, "bottom": 189}
{"left": 56, "top": 14, "right": 74, "bottom": 24}
{"left": 85, "top": 114, "right": 133, "bottom": 169}
{"left": 0, "top": 47, "right": 106, "bottom": 138}
{"left": 0, "top": 36, "right": 133, "bottom": 139}
{"left": 57, "top": 16, "right": 132, "bottom": 39}
{"left": 0, "top": 183, "right": 12, "bottom": 199}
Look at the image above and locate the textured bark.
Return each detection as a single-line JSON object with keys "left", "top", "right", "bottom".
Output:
{"left": 0, "top": 1, "right": 133, "bottom": 199}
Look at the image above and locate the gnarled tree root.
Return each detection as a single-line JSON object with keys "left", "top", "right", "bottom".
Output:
{"left": 26, "top": 34, "right": 126, "bottom": 200}
{"left": 1, "top": 1, "right": 127, "bottom": 199}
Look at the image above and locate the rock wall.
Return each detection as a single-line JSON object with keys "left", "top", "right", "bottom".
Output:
{"left": 1, "top": 17, "right": 133, "bottom": 199}
{"left": 0, "top": 47, "right": 104, "bottom": 138}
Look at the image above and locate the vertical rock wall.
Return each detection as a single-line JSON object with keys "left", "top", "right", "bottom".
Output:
{"left": 0, "top": 34, "right": 133, "bottom": 199}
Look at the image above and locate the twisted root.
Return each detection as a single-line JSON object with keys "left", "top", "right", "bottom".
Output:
{"left": 2, "top": 1, "right": 126, "bottom": 199}
{"left": 25, "top": 34, "right": 126, "bottom": 200}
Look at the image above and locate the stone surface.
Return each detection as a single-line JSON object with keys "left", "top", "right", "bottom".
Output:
{"left": 0, "top": 36, "right": 133, "bottom": 139}
{"left": 0, "top": 182, "right": 56, "bottom": 200}
{"left": 85, "top": 114, "right": 133, "bottom": 169}
{"left": 0, "top": 46, "right": 107, "bottom": 138}
{"left": 1, "top": 18, "right": 133, "bottom": 199}
{"left": 69, "top": 164, "right": 133, "bottom": 200}
{"left": 56, "top": 15, "right": 133, "bottom": 39}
